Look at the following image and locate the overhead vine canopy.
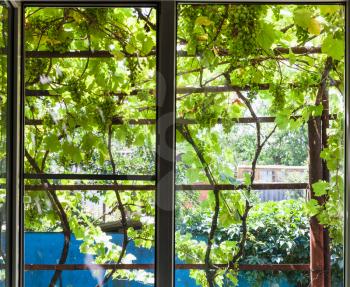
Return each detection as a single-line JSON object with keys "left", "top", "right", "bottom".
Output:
{"left": 20, "top": 4, "right": 345, "bottom": 287}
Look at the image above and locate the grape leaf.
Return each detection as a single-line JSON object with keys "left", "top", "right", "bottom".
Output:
{"left": 322, "top": 35, "right": 344, "bottom": 60}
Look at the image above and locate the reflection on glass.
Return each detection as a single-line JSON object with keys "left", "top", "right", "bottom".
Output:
{"left": 176, "top": 4, "right": 344, "bottom": 286}
{"left": 24, "top": 7, "right": 156, "bottom": 286}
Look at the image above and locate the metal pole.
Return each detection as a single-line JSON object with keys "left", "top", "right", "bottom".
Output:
{"left": 321, "top": 70, "right": 331, "bottom": 287}
{"left": 308, "top": 116, "right": 325, "bottom": 287}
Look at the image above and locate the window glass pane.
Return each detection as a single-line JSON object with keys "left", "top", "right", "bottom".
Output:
{"left": 176, "top": 4, "right": 344, "bottom": 286}
{"left": 24, "top": 6, "right": 156, "bottom": 286}
{"left": 0, "top": 2, "right": 8, "bottom": 285}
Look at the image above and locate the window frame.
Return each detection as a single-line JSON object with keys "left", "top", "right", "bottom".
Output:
{"left": 16, "top": 1, "right": 176, "bottom": 286}
{"left": 6, "top": 1, "right": 23, "bottom": 286}
{"left": 4, "top": 1, "right": 349, "bottom": 287}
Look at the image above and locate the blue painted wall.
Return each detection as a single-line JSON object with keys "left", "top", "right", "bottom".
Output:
{"left": 23, "top": 232, "right": 292, "bottom": 287}
{"left": 25, "top": 232, "right": 154, "bottom": 287}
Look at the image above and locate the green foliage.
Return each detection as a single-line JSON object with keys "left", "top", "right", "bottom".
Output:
{"left": 177, "top": 199, "right": 343, "bottom": 287}
{"left": 20, "top": 3, "right": 345, "bottom": 287}
{"left": 322, "top": 35, "right": 344, "bottom": 61}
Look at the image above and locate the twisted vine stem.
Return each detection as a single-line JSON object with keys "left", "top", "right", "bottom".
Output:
{"left": 177, "top": 81, "right": 277, "bottom": 286}
{"left": 25, "top": 149, "right": 71, "bottom": 287}
{"left": 97, "top": 124, "right": 129, "bottom": 287}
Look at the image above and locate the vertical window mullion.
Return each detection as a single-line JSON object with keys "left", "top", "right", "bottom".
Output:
{"left": 6, "top": 1, "right": 23, "bottom": 287}
{"left": 156, "top": 1, "right": 176, "bottom": 287}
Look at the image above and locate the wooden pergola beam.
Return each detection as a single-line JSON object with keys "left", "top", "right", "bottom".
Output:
{"left": 25, "top": 81, "right": 340, "bottom": 98}
{"left": 24, "top": 173, "right": 156, "bottom": 181}
{"left": 17, "top": 263, "right": 310, "bottom": 271}
{"left": 24, "top": 46, "right": 322, "bottom": 59}
{"left": 23, "top": 182, "right": 308, "bottom": 191}
{"left": 24, "top": 117, "right": 277, "bottom": 126}
{"left": 24, "top": 115, "right": 336, "bottom": 126}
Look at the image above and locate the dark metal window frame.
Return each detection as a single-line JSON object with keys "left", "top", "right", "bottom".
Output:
{"left": 6, "top": 1, "right": 24, "bottom": 286}
{"left": 3, "top": 0, "right": 349, "bottom": 287}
